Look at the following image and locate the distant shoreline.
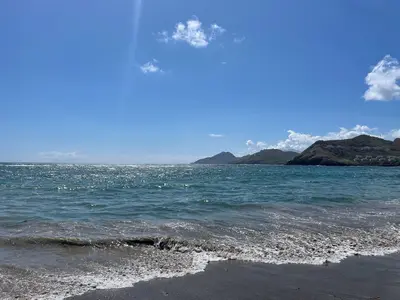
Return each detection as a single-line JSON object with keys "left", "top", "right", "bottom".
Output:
{"left": 2, "top": 162, "right": 399, "bottom": 167}
{"left": 194, "top": 135, "right": 400, "bottom": 166}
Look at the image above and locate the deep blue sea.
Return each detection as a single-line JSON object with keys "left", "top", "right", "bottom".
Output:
{"left": 1, "top": 163, "right": 399, "bottom": 299}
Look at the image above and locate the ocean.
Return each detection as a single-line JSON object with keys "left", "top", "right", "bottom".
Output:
{"left": 0, "top": 163, "right": 399, "bottom": 299}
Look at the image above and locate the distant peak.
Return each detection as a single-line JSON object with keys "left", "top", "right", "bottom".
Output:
{"left": 351, "top": 134, "right": 387, "bottom": 142}
{"left": 192, "top": 151, "right": 236, "bottom": 164}
{"left": 214, "top": 151, "right": 235, "bottom": 157}
{"left": 259, "top": 148, "right": 293, "bottom": 153}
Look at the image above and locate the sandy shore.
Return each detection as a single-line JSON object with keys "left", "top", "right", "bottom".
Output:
{"left": 68, "top": 254, "right": 400, "bottom": 300}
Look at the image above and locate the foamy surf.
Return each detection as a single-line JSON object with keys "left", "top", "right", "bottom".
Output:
{"left": 1, "top": 247, "right": 225, "bottom": 300}
{"left": 1, "top": 224, "right": 399, "bottom": 300}
{"left": 6, "top": 249, "right": 400, "bottom": 300}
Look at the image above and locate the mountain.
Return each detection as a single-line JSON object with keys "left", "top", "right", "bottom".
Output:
{"left": 287, "top": 135, "right": 400, "bottom": 166}
{"left": 192, "top": 149, "right": 298, "bottom": 165}
{"left": 234, "top": 149, "right": 298, "bottom": 165}
{"left": 192, "top": 152, "right": 237, "bottom": 164}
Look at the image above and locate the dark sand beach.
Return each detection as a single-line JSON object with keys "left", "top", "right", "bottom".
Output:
{"left": 69, "top": 253, "right": 400, "bottom": 300}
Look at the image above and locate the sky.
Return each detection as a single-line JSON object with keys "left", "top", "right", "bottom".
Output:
{"left": 1, "top": 0, "right": 400, "bottom": 163}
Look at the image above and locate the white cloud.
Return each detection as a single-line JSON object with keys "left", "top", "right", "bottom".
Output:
{"left": 256, "top": 141, "right": 267, "bottom": 148}
{"left": 209, "top": 24, "right": 226, "bottom": 41}
{"left": 36, "top": 152, "right": 201, "bottom": 164}
{"left": 246, "top": 140, "right": 254, "bottom": 147}
{"left": 156, "top": 31, "right": 171, "bottom": 43}
{"left": 246, "top": 125, "right": 400, "bottom": 153}
{"left": 246, "top": 140, "right": 268, "bottom": 152}
{"left": 209, "top": 133, "right": 224, "bottom": 138}
{"left": 140, "top": 59, "right": 163, "bottom": 74}
{"left": 39, "top": 151, "right": 80, "bottom": 161}
{"left": 389, "top": 129, "right": 400, "bottom": 139}
{"left": 131, "top": 154, "right": 201, "bottom": 164}
{"left": 233, "top": 36, "right": 246, "bottom": 44}
{"left": 364, "top": 55, "right": 400, "bottom": 101}
{"left": 221, "top": 61, "right": 227, "bottom": 65}
{"left": 157, "top": 17, "right": 226, "bottom": 48}
{"left": 172, "top": 19, "right": 208, "bottom": 48}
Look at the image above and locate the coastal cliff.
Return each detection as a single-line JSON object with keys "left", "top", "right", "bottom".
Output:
{"left": 287, "top": 135, "right": 400, "bottom": 166}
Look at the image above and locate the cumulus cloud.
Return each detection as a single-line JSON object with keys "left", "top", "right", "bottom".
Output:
{"left": 157, "top": 17, "right": 226, "bottom": 48}
{"left": 246, "top": 125, "right": 400, "bottom": 153}
{"left": 172, "top": 19, "right": 208, "bottom": 47}
{"left": 389, "top": 129, "right": 400, "bottom": 139}
{"left": 256, "top": 141, "right": 267, "bottom": 148}
{"left": 233, "top": 36, "right": 246, "bottom": 44}
{"left": 246, "top": 140, "right": 269, "bottom": 152}
{"left": 209, "top": 133, "right": 224, "bottom": 138}
{"left": 364, "top": 55, "right": 400, "bottom": 101}
{"left": 140, "top": 59, "right": 163, "bottom": 74}
{"left": 246, "top": 140, "right": 254, "bottom": 147}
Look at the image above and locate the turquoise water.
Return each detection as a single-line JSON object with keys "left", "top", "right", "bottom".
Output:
{"left": 1, "top": 164, "right": 399, "bottom": 299}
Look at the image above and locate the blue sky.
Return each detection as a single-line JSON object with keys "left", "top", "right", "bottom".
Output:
{"left": 1, "top": 0, "right": 399, "bottom": 163}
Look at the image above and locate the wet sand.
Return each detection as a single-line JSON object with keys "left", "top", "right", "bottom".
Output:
{"left": 68, "top": 253, "right": 400, "bottom": 300}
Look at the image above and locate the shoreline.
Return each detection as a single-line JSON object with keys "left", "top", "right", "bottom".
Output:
{"left": 68, "top": 253, "right": 400, "bottom": 300}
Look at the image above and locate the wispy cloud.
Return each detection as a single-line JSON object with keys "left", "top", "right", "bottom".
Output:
{"left": 37, "top": 152, "right": 202, "bottom": 164}
{"left": 221, "top": 61, "right": 227, "bottom": 65}
{"left": 128, "top": 0, "right": 143, "bottom": 66}
{"left": 233, "top": 36, "right": 246, "bottom": 44}
{"left": 246, "top": 125, "right": 400, "bottom": 153}
{"left": 209, "top": 133, "right": 224, "bottom": 138}
{"left": 140, "top": 59, "right": 163, "bottom": 74}
{"left": 209, "top": 24, "right": 226, "bottom": 41}
{"left": 364, "top": 55, "right": 400, "bottom": 101}
{"left": 157, "top": 17, "right": 226, "bottom": 48}
{"left": 39, "top": 151, "right": 81, "bottom": 161}
{"left": 156, "top": 31, "right": 171, "bottom": 43}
